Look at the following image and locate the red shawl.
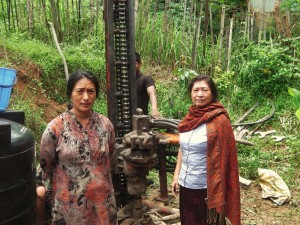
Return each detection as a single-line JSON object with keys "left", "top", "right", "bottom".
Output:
{"left": 178, "top": 102, "right": 241, "bottom": 225}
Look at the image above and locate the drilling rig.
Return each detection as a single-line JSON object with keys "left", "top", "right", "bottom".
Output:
{"left": 104, "top": 0, "right": 180, "bottom": 224}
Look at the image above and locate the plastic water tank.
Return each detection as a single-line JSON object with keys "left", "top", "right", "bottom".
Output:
{"left": 0, "top": 116, "right": 36, "bottom": 225}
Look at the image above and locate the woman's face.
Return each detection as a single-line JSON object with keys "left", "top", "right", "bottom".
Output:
{"left": 70, "top": 77, "right": 97, "bottom": 115}
{"left": 191, "top": 80, "right": 213, "bottom": 108}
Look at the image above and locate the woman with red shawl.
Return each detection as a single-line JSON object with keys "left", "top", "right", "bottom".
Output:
{"left": 171, "top": 75, "right": 241, "bottom": 225}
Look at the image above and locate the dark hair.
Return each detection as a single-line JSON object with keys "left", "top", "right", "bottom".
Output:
{"left": 135, "top": 52, "right": 141, "bottom": 64}
{"left": 187, "top": 75, "right": 219, "bottom": 102}
{"left": 67, "top": 70, "right": 100, "bottom": 98}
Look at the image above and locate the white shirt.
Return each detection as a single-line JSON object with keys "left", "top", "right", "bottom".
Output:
{"left": 178, "top": 123, "right": 207, "bottom": 189}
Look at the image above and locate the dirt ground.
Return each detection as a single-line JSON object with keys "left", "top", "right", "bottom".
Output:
{"left": 1, "top": 47, "right": 299, "bottom": 224}
{"left": 143, "top": 182, "right": 300, "bottom": 225}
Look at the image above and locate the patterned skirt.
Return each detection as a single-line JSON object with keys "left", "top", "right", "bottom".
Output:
{"left": 179, "top": 186, "right": 225, "bottom": 225}
{"left": 179, "top": 186, "right": 208, "bottom": 225}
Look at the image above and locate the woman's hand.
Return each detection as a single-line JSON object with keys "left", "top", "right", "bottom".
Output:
{"left": 171, "top": 175, "right": 179, "bottom": 197}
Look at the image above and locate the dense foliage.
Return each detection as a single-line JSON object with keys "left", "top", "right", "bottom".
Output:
{"left": 0, "top": 0, "right": 299, "bottom": 189}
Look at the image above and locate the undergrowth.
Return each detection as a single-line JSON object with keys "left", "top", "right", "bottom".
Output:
{"left": 1, "top": 28, "right": 299, "bottom": 192}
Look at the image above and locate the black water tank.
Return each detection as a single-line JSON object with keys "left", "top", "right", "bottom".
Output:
{"left": 0, "top": 116, "right": 36, "bottom": 225}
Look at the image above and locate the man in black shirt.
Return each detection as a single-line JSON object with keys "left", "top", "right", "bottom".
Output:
{"left": 135, "top": 52, "right": 161, "bottom": 118}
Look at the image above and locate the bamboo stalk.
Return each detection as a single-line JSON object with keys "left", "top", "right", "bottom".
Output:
{"left": 181, "top": 0, "right": 188, "bottom": 43}
{"left": 250, "top": 16, "right": 254, "bottom": 41}
{"left": 191, "top": 3, "right": 203, "bottom": 69}
{"left": 49, "top": 22, "right": 69, "bottom": 81}
{"left": 258, "top": 12, "right": 263, "bottom": 43}
{"left": 202, "top": 0, "right": 209, "bottom": 61}
{"left": 209, "top": 4, "right": 215, "bottom": 76}
{"left": 263, "top": 0, "right": 266, "bottom": 41}
{"left": 218, "top": 5, "right": 225, "bottom": 65}
{"left": 246, "top": 1, "right": 251, "bottom": 41}
{"left": 227, "top": 17, "right": 233, "bottom": 72}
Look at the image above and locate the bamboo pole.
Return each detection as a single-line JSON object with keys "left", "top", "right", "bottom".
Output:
{"left": 209, "top": 4, "right": 215, "bottom": 76}
{"left": 263, "top": 0, "right": 266, "bottom": 41}
{"left": 218, "top": 5, "right": 225, "bottom": 65}
{"left": 188, "top": 0, "right": 194, "bottom": 37}
{"left": 246, "top": 1, "right": 251, "bottom": 41}
{"left": 137, "top": 0, "right": 143, "bottom": 50}
{"left": 227, "top": 17, "right": 233, "bottom": 72}
{"left": 258, "top": 11, "right": 263, "bottom": 43}
{"left": 151, "top": 1, "right": 158, "bottom": 59}
{"left": 181, "top": 0, "right": 188, "bottom": 43}
{"left": 191, "top": 3, "right": 203, "bottom": 69}
{"left": 49, "top": 22, "right": 69, "bottom": 81}
{"left": 250, "top": 16, "right": 254, "bottom": 41}
{"left": 202, "top": 0, "right": 209, "bottom": 61}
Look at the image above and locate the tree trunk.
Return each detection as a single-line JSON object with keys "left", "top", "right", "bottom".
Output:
{"left": 26, "top": 0, "right": 33, "bottom": 34}
{"left": 181, "top": 0, "right": 188, "bottom": 41}
{"left": 137, "top": 0, "right": 143, "bottom": 50}
{"left": 56, "top": 0, "right": 62, "bottom": 40}
{"left": 41, "top": 0, "right": 51, "bottom": 41}
{"left": 218, "top": 5, "right": 225, "bottom": 65}
{"left": 191, "top": 4, "right": 203, "bottom": 70}
{"left": 49, "top": 0, "right": 63, "bottom": 43}
{"left": 49, "top": 21, "right": 69, "bottom": 81}
{"left": 89, "top": 0, "right": 95, "bottom": 34}
{"left": 0, "top": 0, "right": 7, "bottom": 33}
{"left": 77, "top": 0, "right": 82, "bottom": 41}
{"left": 227, "top": 17, "right": 233, "bottom": 72}
{"left": 209, "top": 4, "right": 215, "bottom": 76}
{"left": 94, "top": 0, "right": 100, "bottom": 36}
{"left": 202, "top": 0, "right": 209, "bottom": 62}
{"left": 188, "top": 0, "right": 194, "bottom": 36}
{"left": 7, "top": 0, "right": 12, "bottom": 30}
{"left": 13, "top": 0, "right": 18, "bottom": 29}
{"left": 65, "top": 0, "right": 70, "bottom": 37}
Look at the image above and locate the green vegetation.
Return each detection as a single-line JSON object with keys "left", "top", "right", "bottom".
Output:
{"left": 288, "top": 88, "right": 300, "bottom": 119}
{"left": 0, "top": 1, "right": 299, "bottom": 192}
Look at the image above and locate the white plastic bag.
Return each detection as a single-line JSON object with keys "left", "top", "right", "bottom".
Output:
{"left": 258, "top": 168, "right": 291, "bottom": 205}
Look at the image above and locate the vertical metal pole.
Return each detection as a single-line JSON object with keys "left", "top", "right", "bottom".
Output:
{"left": 128, "top": 0, "right": 137, "bottom": 119}
{"left": 155, "top": 145, "right": 173, "bottom": 202}
{"left": 104, "top": 0, "right": 117, "bottom": 130}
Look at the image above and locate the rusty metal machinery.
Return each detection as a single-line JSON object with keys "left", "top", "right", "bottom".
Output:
{"left": 104, "top": 0, "right": 180, "bottom": 224}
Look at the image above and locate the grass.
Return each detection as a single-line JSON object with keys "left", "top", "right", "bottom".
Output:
{"left": 1, "top": 24, "right": 299, "bottom": 193}
{"left": 9, "top": 86, "right": 47, "bottom": 144}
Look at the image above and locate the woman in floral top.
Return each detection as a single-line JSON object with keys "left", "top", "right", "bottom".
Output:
{"left": 40, "top": 70, "right": 117, "bottom": 225}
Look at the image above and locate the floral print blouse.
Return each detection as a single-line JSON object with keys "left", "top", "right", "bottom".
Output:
{"left": 40, "top": 110, "right": 117, "bottom": 225}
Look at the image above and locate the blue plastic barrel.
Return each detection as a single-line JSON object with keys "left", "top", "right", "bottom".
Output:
{"left": 0, "top": 68, "right": 17, "bottom": 112}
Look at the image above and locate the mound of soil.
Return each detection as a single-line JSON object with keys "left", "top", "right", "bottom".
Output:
{"left": 1, "top": 47, "right": 65, "bottom": 122}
